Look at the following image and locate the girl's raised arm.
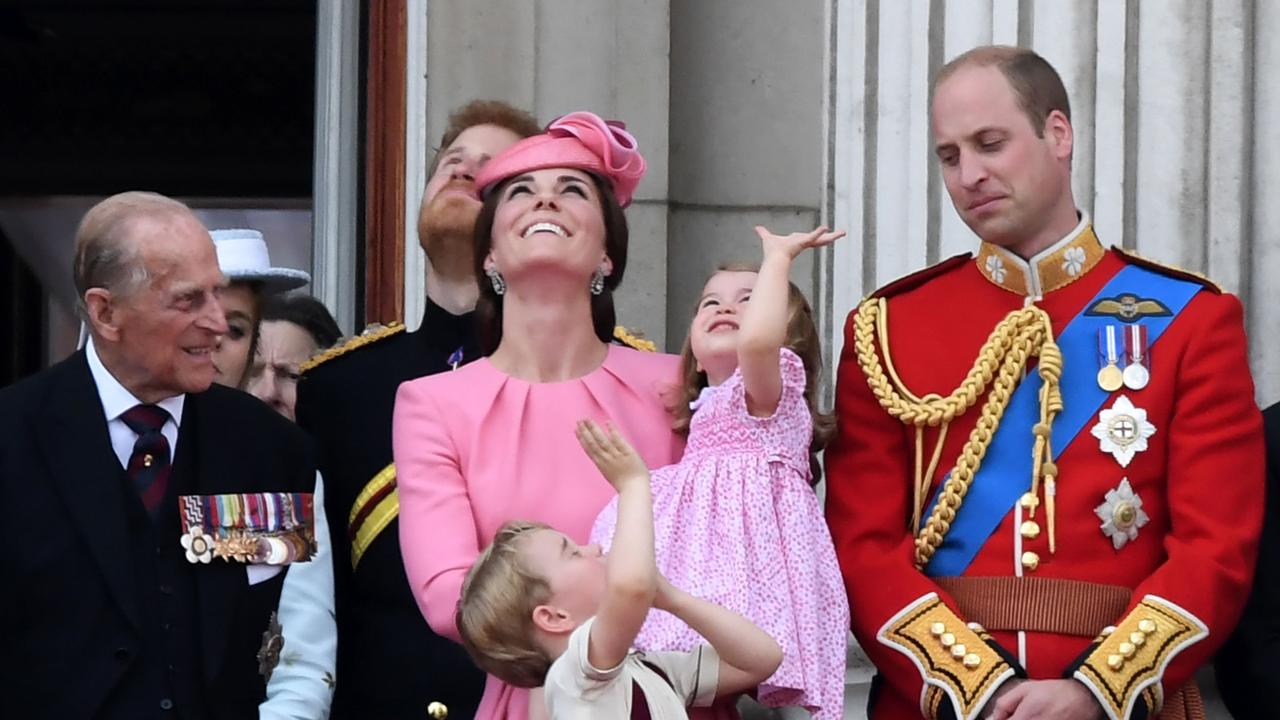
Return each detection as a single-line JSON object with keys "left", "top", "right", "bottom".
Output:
{"left": 737, "top": 225, "right": 844, "bottom": 416}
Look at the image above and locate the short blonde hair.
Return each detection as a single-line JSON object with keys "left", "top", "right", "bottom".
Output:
{"left": 457, "top": 520, "right": 555, "bottom": 688}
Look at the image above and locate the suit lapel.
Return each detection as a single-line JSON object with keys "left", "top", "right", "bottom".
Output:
{"left": 180, "top": 392, "right": 250, "bottom": 683}
{"left": 39, "top": 353, "right": 144, "bottom": 632}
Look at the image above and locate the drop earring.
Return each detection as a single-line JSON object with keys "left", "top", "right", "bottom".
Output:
{"left": 589, "top": 267, "right": 606, "bottom": 295}
{"left": 487, "top": 268, "right": 507, "bottom": 296}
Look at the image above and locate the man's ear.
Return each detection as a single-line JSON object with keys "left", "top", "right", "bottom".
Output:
{"left": 84, "top": 288, "right": 122, "bottom": 343}
{"left": 531, "top": 604, "right": 575, "bottom": 635}
{"left": 1045, "top": 109, "right": 1074, "bottom": 162}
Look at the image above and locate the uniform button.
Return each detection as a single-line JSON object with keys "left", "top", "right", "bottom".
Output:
{"left": 113, "top": 647, "right": 131, "bottom": 662}
{"left": 159, "top": 584, "right": 173, "bottom": 595}
{"left": 427, "top": 701, "right": 448, "bottom": 719}
{"left": 159, "top": 698, "right": 174, "bottom": 710}
{"left": 156, "top": 546, "right": 162, "bottom": 556}
{"left": 163, "top": 622, "right": 172, "bottom": 632}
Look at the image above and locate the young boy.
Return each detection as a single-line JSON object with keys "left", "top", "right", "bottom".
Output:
{"left": 458, "top": 419, "right": 783, "bottom": 718}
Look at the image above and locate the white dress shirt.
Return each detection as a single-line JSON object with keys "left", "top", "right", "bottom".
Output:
{"left": 85, "top": 338, "right": 185, "bottom": 467}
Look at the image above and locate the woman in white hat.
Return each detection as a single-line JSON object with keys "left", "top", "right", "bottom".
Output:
{"left": 209, "top": 228, "right": 310, "bottom": 388}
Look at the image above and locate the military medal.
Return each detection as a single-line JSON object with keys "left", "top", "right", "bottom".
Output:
{"left": 1094, "top": 478, "right": 1150, "bottom": 550}
{"left": 178, "top": 492, "right": 316, "bottom": 565}
{"left": 1090, "top": 395, "right": 1157, "bottom": 467}
{"left": 1122, "top": 324, "right": 1150, "bottom": 390}
{"left": 1096, "top": 326, "right": 1124, "bottom": 392}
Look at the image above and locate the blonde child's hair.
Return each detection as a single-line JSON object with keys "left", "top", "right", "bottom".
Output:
{"left": 457, "top": 520, "right": 556, "bottom": 688}
{"left": 671, "top": 263, "right": 836, "bottom": 482}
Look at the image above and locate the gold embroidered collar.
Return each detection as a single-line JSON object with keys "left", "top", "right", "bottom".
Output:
{"left": 975, "top": 214, "right": 1105, "bottom": 297}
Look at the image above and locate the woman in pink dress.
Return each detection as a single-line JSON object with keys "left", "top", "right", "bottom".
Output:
{"left": 393, "top": 112, "right": 690, "bottom": 719}
{"left": 591, "top": 228, "right": 852, "bottom": 719}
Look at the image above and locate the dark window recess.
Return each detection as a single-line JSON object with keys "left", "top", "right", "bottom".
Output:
{"left": 0, "top": 2, "right": 316, "bottom": 197}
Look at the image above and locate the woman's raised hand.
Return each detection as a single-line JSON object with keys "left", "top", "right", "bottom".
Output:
{"left": 754, "top": 224, "right": 846, "bottom": 261}
{"left": 575, "top": 419, "right": 651, "bottom": 491}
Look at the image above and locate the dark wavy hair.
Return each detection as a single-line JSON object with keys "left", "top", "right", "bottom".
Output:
{"left": 260, "top": 294, "right": 343, "bottom": 350}
{"left": 472, "top": 173, "right": 629, "bottom": 355}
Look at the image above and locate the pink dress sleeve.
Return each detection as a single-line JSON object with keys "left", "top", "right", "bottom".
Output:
{"left": 391, "top": 377, "right": 473, "bottom": 641}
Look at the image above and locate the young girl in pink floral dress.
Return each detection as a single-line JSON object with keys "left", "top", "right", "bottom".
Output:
{"left": 591, "top": 226, "right": 850, "bottom": 719}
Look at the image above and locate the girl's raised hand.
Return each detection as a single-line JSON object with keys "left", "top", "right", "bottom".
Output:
{"left": 754, "top": 225, "right": 846, "bottom": 261}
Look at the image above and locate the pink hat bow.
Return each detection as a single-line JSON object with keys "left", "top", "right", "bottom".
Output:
{"left": 473, "top": 110, "right": 648, "bottom": 207}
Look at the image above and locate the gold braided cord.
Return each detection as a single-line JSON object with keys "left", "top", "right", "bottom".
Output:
{"left": 853, "top": 298, "right": 1063, "bottom": 569}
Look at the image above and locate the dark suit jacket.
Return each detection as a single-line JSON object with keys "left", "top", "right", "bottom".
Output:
{"left": 1216, "top": 400, "right": 1280, "bottom": 720}
{"left": 0, "top": 351, "right": 316, "bottom": 719}
{"left": 296, "top": 300, "right": 485, "bottom": 719}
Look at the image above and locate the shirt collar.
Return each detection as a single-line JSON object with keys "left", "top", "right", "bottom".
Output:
{"left": 85, "top": 338, "right": 186, "bottom": 425}
{"left": 975, "top": 211, "right": 1105, "bottom": 297}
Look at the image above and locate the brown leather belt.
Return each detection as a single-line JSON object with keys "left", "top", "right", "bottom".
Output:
{"left": 934, "top": 576, "right": 1132, "bottom": 637}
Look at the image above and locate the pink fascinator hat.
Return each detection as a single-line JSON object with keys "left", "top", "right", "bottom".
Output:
{"left": 474, "top": 111, "right": 646, "bottom": 207}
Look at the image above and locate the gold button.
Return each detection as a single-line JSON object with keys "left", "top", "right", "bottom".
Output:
{"left": 1130, "top": 631, "right": 1146, "bottom": 646}
{"left": 1118, "top": 642, "right": 1136, "bottom": 657}
{"left": 427, "top": 701, "right": 448, "bottom": 719}
{"left": 963, "top": 653, "right": 981, "bottom": 669}
{"left": 1019, "top": 492, "right": 1039, "bottom": 510}
{"left": 1138, "top": 619, "right": 1157, "bottom": 634}
{"left": 966, "top": 622, "right": 986, "bottom": 634}
{"left": 940, "top": 632, "right": 956, "bottom": 648}
{"left": 143, "top": 454, "right": 154, "bottom": 468}
{"left": 1021, "top": 551, "right": 1040, "bottom": 571}
{"left": 1100, "top": 626, "right": 1116, "bottom": 637}
{"left": 1114, "top": 503, "right": 1137, "bottom": 527}
{"left": 1107, "top": 654, "right": 1125, "bottom": 670}
{"left": 930, "top": 622, "right": 946, "bottom": 637}
{"left": 951, "top": 643, "right": 967, "bottom": 658}
{"left": 1020, "top": 520, "right": 1041, "bottom": 539}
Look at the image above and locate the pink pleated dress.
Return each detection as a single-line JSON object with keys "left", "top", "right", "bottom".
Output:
{"left": 591, "top": 348, "right": 849, "bottom": 719}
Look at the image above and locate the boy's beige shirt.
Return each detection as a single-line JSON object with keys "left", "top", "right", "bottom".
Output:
{"left": 544, "top": 616, "right": 719, "bottom": 718}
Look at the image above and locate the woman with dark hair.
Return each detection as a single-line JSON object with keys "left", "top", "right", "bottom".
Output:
{"left": 247, "top": 294, "right": 343, "bottom": 421}
{"left": 392, "top": 112, "right": 688, "bottom": 719}
{"left": 209, "top": 229, "right": 311, "bottom": 389}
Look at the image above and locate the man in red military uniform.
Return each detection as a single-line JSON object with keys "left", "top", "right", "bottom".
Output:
{"left": 826, "top": 46, "right": 1264, "bottom": 720}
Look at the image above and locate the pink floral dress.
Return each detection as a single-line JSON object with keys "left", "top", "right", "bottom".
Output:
{"left": 590, "top": 348, "right": 849, "bottom": 719}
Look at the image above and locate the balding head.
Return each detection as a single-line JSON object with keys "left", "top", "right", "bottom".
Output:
{"left": 934, "top": 45, "right": 1071, "bottom": 138}
{"left": 73, "top": 191, "right": 197, "bottom": 318}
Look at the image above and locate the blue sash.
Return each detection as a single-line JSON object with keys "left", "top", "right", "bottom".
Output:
{"left": 922, "top": 265, "right": 1202, "bottom": 577}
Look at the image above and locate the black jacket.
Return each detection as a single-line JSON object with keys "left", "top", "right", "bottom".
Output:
{"left": 0, "top": 351, "right": 316, "bottom": 719}
{"left": 295, "top": 301, "right": 485, "bottom": 720}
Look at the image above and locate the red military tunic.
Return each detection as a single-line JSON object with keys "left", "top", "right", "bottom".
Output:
{"left": 826, "top": 219, "right": 1264, "bottom": 720}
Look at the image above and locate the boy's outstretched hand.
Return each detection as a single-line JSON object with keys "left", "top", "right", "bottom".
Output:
{"left": 576, "top": 419, "right": 650, "bottom": 490}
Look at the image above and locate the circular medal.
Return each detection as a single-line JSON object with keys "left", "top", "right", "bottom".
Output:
{"left": 1097, "top": 363, "right": 1124, "bottom": 392}
{"left": 1123, "top": 363, "right": 1149, "bottom": 390}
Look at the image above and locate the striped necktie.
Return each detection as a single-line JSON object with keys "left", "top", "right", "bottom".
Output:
{"left": 120, "top": 404, "right": 172, "bottom": 517}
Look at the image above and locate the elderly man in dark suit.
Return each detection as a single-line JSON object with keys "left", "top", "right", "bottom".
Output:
{"left": 0, "top": 191, "right": 318, "bottom": 719}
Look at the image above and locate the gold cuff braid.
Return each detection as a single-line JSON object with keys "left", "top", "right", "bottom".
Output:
{"left": 1073, "top": 596, "right": 1208, "bottom": 720}
{"left": 853, "top": 298, "right": 1063, "bottom": 569}
{"left": 879, "top": 593, "right": 1015, "bottom": 720}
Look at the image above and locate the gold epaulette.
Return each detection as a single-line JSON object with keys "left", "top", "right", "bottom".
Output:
{"left": 1112, "top": 247, "right": 1223, "bottom": 294}
{"left": 1073, "top": 595, "right": 1208, "bottom": 720}
{"left": 300, "top": 322, "right": 406, "bottom": 374}
{"left": 868, "top": 253, "right": 973, "bottom": 301}
{"left": 613, "top": 325, "right": 657, "bottom": 352}
{"left": 879, "top": 593, "right": 1016, "bottom": 720}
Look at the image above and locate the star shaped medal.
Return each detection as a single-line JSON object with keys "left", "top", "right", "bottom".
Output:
{"left": 1090, "top": 395, "right": 1157, "bottom": 468}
